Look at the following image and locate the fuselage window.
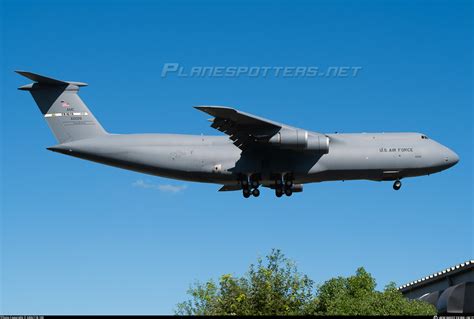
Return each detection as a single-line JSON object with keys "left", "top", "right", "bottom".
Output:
{"left": 421, "top": 135, "right": 429, "bottom": 139}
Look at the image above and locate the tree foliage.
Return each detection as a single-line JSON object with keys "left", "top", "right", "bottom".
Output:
{"left": 175, "top": 249, "right": 436, "bottom": 316}
{"left": 309, "top": 268, "right": 435, "bottom": 315}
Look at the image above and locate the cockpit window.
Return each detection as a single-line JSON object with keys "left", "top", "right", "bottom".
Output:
{"left": 421, "top": 135, "right": 429, "bottom": 139}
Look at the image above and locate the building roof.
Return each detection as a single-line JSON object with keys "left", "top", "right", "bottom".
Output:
{"left": 398, "top": 260, "right": 474, "bottom": 291}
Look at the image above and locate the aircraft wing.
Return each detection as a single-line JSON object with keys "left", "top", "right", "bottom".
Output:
{"left": 194, "top": 106, "right": 283, "bottom": 151}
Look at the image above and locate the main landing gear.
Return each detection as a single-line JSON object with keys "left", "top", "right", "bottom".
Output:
{"left": 275, "top": 175, "right": 293, "bottom": 198}
{"left": 240, "top": 174, "right": 295, "bottom": 198}
{"left": 393, "top": 180, "right": 402, "bottom": 191}
{"left": 241, "top": 175, "right": 260, "bottom": 198}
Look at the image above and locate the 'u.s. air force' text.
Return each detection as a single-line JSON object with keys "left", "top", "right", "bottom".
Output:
{"left": 379, "top": 147, "right": 414, "bottom": 152}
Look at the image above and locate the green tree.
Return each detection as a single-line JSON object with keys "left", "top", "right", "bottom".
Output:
{"left": 176, "top": 249, "right": 314, "bottom": 315}
{"left": 175, "top": 250, "right": 436, "bottom": 316}
{"left": 309, "top": 268, "right": 436, "bottom": 315}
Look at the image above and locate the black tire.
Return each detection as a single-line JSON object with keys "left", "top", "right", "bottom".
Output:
{"left": 393, "top": 180, "right": 402, "bottom": 191}
{"left": 243, "top": 189, "right": 251, "bottom": 198}
{"left": 284, "top": 188, "right": 293, "bottom": 196}
{"left": 252, "top": 188, "right": 260, "bottom": 197}
{"left": 275, "top": 188, "right": 283, "bottom": 197}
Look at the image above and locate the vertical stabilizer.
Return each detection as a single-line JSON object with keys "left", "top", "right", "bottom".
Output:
{"left": 16, "top": 71, "right": 107, "bottom": 143}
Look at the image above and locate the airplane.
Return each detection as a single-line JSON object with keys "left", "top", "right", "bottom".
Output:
{"left": 16, "top": 71, "right": 459, "bottom": 198}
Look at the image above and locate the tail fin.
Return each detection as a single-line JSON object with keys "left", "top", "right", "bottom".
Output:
{"left": 16, "top": 71, "right": 107, "bottom": 143}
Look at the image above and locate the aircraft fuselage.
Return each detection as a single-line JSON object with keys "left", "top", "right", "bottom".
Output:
{"left": 17, "top": 71, "right": 459, "bottom": 197}
{"left": 48, "top": 131, "right": 459, "bottom": 188}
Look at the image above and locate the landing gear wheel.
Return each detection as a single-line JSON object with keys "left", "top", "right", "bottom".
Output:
{"left": 284, "top": 188, "right": 293, "bottom": 196}
{"left": 393, "top": 180, "right": 402, "bottom": 191}
{"left": 243, "top": 188, "right": 251, "bottom": 198}
{"left": 252, "top": 188, "right": 260, "bottom": 197}
{"left": 275, "top": 188, "right": 283, "bottom": 198}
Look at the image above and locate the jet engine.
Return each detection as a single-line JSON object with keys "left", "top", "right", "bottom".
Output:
{"left": 268, "top": 129, "right": 329, "bottom": 153}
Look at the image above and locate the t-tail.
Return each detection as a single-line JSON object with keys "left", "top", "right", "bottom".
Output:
{"left": 16, "top": 71, "right": 107, "bottom": 143}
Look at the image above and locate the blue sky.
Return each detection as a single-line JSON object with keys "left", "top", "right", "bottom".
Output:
{"left": 1, "top": 0, "right": 472, "bottom": 314}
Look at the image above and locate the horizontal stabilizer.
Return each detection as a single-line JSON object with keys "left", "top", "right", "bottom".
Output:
{"left": 15, "top": 70, "right": 88, "bottom": 89}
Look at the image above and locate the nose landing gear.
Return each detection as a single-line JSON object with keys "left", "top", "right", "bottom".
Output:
{"left": 393, "top": 180, "right": 402, "bottom": 191}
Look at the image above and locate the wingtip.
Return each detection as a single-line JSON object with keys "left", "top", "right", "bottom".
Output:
{"left": 15, "top": 70, "right": 29, "bottom": 76}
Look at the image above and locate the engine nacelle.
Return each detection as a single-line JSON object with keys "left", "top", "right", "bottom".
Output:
{"left": 268, "top": 129, "right": 329, "bottom": 153}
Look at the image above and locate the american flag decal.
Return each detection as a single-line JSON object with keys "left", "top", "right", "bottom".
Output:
{"left": 61, "top": 100, "right": 70, "bottom": 108}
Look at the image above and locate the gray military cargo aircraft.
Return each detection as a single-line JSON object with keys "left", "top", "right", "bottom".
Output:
{"left": 17, "top": 71, "right": 459, "bottom": 198}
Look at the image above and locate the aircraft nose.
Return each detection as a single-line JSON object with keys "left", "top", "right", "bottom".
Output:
{"left": 443, "top": 148, "right": 459, "bottom": 167}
